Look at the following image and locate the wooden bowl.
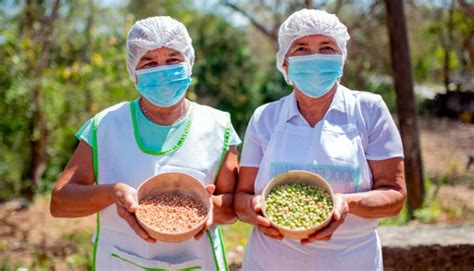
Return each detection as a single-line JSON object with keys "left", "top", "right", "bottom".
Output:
{"left": 261, "top": 170, "right": 335, "bottom": 239}
{"left": 136, "top": 172, "right": 211, "bottom": 243}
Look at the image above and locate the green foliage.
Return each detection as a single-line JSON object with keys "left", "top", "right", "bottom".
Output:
{"left": 411, "top": 2, "right": 474, "bottom": 82}
{"left": 0, "top": 1, "right": 472, "bottom": 205}
{"left": 258, "top": 61, "right": 292, "bottom": 104}
{"left": 413, "top": 201, "right": 442, "bottom": 223}
{"left": 64, "top": 231, "right": 93, "bottom": 270}
{"left": 0, "top": 226, "right": 93, "bottom": 271}
{"left": 0, "top": 29, "right": 35, "bottom": 198}
{"left": 379, "top": 204, "right": 410, "bottom": 226}
{"left": 0, "top": 1, "right": 142, "bottom": 200}
{"left": 381, "top": 173, "right": 466, "bottom": 226}
{"left": 0, "top": 1, "right": 263, "bottom": 200}
{"left": 366, "top": 80, "right": 397, "bottom": 113}
{"left": 221, "top": 221, "right": 252, "bottom": 252}
{"left": 0, "top": 261, "right": 8, "bottom": 271}
{"left": 187, "top": 12, "right": 261, "bottom": 134}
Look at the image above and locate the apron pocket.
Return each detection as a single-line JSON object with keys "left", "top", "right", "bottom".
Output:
{"left": 111, "top": 246, "right": 203, "bottom": 270}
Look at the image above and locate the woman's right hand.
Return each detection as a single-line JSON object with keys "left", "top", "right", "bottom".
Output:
{"left": 113, "top": 183, "right": 156, "bottom": 243}
{"left": 236, "top": 167, "right": 283, "bottom": 240}
{"left": 247, "top": 195, "right": 283, "bottom": 240}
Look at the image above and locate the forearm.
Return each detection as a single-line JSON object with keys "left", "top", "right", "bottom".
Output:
{"left": 344, "top": 188, "right": 406, "bottom": 218}
{"left": 51, "top": 183, "right": 116, "bottom": 217}
{"left": 212, "top": 193, "right": 237, "bottom": 225}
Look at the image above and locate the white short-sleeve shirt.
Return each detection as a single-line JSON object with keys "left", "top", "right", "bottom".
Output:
{"left": 240, "top": 88, "right": 404, "bottom": 167}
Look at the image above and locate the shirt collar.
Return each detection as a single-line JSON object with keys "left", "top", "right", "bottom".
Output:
{"left": 287, "top": 84, "right": 347, "bottom": 122}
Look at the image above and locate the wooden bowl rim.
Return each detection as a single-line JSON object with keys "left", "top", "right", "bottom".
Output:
{"left": 135, "top": 172, "right": 211, "bottom": 242}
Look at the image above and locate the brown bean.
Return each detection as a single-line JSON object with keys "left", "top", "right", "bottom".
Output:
{"left": 136, "top": 192, "right": 207, "bottom": 233}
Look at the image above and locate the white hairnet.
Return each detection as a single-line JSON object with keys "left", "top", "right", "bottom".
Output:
{"left": 276, "top": 9, "right": 350, "bottom": 82}
{"left": 126, "top": 16, "right": 195, "bottom": 81}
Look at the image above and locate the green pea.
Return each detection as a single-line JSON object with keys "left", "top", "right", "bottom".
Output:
{"left": 265, "top": 182, "right": 333, "bottom": 230}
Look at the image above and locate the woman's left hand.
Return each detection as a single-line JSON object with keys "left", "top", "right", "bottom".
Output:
{"left": 194, "top": 184, "right": 216, "bottom": 240}
{"left": 300, "top": 193, "right": 348, "bottom": 245}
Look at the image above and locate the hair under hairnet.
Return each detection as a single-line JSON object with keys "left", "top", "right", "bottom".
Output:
{"left": 276, "top": 9, "right": 350, "bottom": 82}
{"left": 126, "top": 16, "right": 195, "bottom": 81}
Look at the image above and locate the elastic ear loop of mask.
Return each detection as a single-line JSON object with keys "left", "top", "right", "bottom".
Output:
{"left": 284, "top": 56, "right": 293, "bottom": 85}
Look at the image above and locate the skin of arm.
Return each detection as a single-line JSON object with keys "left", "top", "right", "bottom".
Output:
{"left": 194, "top": 146, "right": 239, "bottom": 239}
{"left": 236, "top": 159, "right": 406, "bottom": 244}
{"left": 50, "top": 140, "right": 113, "bottom": 217}
{"left": 344, "top": 158, "right": 406, "bottom": 218}
{"left": 234, "top": 166, "right": 284, "bottom": 240}
{"left": 302, "top": 157, "right": 406, "bottom": 244}
{"left": 51, "top": 142, "right": 240, "bottom": 242}
{"left": 211, "top": 145, "right": 239, "bottom": 224}
{"left": 50, "top": 141, "right": 156, "bottom": 243}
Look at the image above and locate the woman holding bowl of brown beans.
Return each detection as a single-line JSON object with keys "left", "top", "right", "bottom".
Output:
{"left": 50, "top": 16, "right": 239, "bottom": 271}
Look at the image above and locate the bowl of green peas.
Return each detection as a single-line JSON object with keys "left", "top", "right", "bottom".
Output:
{"left": 261, "top": 170, "right": 335, "bottom": 239}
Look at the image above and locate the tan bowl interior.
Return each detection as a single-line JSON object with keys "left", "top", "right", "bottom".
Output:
{"left": 136, "top": 172, "right": 211, "bottom": 243}
{"left": 261, "top": 170, "right": 335, "bottom": 240}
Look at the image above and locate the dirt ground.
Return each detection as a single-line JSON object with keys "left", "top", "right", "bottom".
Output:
{"left": 0, "top": 117, "right": 473, "bottom": 270}
{"left": 0, "top": 198, "right": 96, "bottom": 270}
{"left": 420, "top": 117, "right": 474, "bottom": 179}
{"left": 418, "top": 117, "right": 474, "bottom": 224}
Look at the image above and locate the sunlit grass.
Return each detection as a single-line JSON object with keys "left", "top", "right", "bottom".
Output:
{"left": 221, "top": 221, "right": 252, "bottom": 252}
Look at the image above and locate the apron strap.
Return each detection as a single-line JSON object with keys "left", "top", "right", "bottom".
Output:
{"left": 274, "top": 94, "right": 292, "bottom": 133}
{"left": 340, "top": 85, "right": 366, "bottom": 192}
{"left": 340, "top": 85, "right": 358, "bottom": 131}
{"left": 254, "top": 94, "right": 292, "bottom": 187}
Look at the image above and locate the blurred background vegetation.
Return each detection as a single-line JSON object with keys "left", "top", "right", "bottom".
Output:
{"left": 0, "top": 0, "right": 473, "bottom": 270}
{"left": 0, "top": 0, "right": 472, "bottom": 202}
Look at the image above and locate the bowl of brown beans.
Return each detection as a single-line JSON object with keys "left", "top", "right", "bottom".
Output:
{"left": 135, "top": 173, "right": 211, "bottom": 243}
{"left": 261, "top": 170, "right": 335, "bottom": 239}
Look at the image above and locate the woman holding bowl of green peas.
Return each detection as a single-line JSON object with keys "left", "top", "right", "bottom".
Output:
{"left": 235, "top": 9, "right": 406, "bottom": 270}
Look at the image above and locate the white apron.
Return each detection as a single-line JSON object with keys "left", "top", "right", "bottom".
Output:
{"left": 91, "top": 101, "right": 231, "bottom": 271}
{"left": 243, "top": 86, "right": 382, "bottom": 271}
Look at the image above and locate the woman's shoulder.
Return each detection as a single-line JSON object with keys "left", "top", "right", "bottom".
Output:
{"left": 344, "top": 87, "right": 394, "bottom": 134}
{"left": 94, "top": 101, "right": 131, "bottom": 124}
{"left": 193, "top": 102, "right": 230, "bottom": 127}
{"left": 344, "top": 88, "right": 385, "bottom": 113}
{"left": 247, "top": 95, "right": 289, "bottom": 138}
{"left": 251, "top": 95, "right": 289, "bottom": 124}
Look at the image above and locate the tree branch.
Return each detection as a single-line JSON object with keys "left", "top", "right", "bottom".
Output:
{"left": 34, "top": 0, "right": 61, "bottom": 77}
{"left": 220, "top": 0, "right": 278, "bottom": 41}
{"left": 347, "top": 1, "right": 380, "bottom": 32}
{"left": 331, "top": 0, "right": 343, "bottom": 14}
{"left": 458, "top": 0, "right": 474, "bottom": 18}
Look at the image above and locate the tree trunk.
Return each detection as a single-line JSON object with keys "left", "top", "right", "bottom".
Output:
{"left": 443, "top": 0, "right": 455, "bottom": 92}
{"left": 384, "top": 0, "right": 425, "bottom": 216}
{"left": 83, "top": 0, "right": 95, "bottom": 113}
{"left": 22, "top": 84, "right": 49, "bottom": 200}
{"left": 20, "top": 0, "right": 61, "bottom": 201}
{"left": 458, "top": 0, "right": 474, "bottom": 72}
{"left": 18, "top": 0, "right": 34, "bottom": 36}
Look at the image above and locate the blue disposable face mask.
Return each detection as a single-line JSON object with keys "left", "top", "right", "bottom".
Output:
{"left": 288, "top": 54, "right": 343, "bottom": 98}
{"left": 136, "top": 63, "right": 191, "bottom": 107}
